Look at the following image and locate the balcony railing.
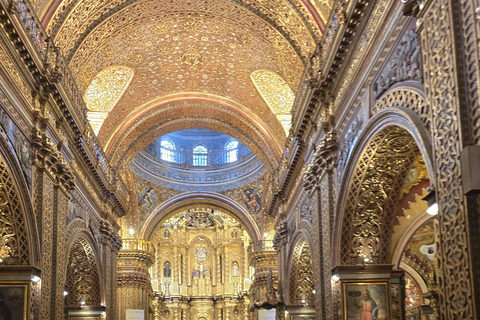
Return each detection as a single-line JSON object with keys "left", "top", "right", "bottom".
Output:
{"left": 154, "top": 145, "right": 253, "bottom": 168}
{"left": 121, "top": 239, "right": 156, "bottom": 256}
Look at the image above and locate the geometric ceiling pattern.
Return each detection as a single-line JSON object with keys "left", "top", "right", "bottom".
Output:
{"left": 37, "top": 0, "right": 331, "bottom": 170}
{"left": 84, "top": 66, "right": 134, "bottom": 134}
{"left": 251, "top": 69, "right": 295, "bottom": 133}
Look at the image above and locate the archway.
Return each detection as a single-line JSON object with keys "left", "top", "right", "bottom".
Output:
{"left": 287, "top": 237, "right": 315, "bottom": 318}
{"left": 64, "top": 232, "right": 105, "bottom": 317}
{"left": 334, "top": 123, "right": 435, "bottom": 319}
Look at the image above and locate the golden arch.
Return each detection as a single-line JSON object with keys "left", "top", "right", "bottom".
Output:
{"left": 339, "top": 126, "right": 421, "bottom": 265}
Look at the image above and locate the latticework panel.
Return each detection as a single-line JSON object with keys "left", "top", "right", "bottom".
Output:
{"left": 341, "top": 126, "right": 419, "bottom": 264}
{"left": 0, "top": 153, "right": 29, "bottom": 265}
{"left": 289, "top": 238, "right": 314, "bottom": 304}
{"left": 371, "top": 88, "right": 430, "bottom": 132}
{"left": 65, "top": 237, "right": 101, "bottom": 306}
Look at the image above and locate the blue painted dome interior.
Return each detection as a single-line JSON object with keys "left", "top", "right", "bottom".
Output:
{"left": 144, "top": 129, "right": 253, "bottom": 167}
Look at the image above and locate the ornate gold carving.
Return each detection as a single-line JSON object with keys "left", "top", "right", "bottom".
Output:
{"left": 64, "top": 2, "right": 304, "bottom": 147}
{"left": 66, "top": 238, "right": 102, "bottom": 306}
{"left": 251, "top": 70, "right": 295, "bottom": 132}
{"left": 0, "top": 184, "right": 17, "bottom": 264}
{"left": 84, "top": 65, "right": 133, "bottom": 134}
{"left": 371, "top": 88, "right": 430, "bottom": 132}
{"left": 304, "top": 130, "right": 338, "bottom": 192}
{"left": 39, "top": 175, "right": 54, "bottom": 319}
{"left": 422, "top": 1, "right": 475, "bottom": 316}
{"left": 50, "top": 0, "right": 321, "bottom": 63}
{"left": 341, "top": 127, "right": 419, "bottom": 264}
{"left": 84, "top": 66, "right": 134, "bottom": 112}
{"left": 289, "top": 238, "right": 314, "bottom": 304}
{"left": 33, "top": 137, "right": 75, "bottom": 190}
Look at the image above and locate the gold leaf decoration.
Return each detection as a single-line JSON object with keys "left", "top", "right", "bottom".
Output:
{"left": 251, "top": 70, "right": 295, "bottom": 133}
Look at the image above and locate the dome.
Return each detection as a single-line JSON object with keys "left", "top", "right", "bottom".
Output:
{"left": 131, "top": 129, "right": 264, "bottom": 192}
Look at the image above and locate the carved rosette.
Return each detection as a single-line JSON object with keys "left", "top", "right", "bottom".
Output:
{"left": 304, "top": 130, "right": 338, "bottom": 192}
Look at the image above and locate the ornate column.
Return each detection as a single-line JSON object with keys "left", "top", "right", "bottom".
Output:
{"left": 416, "top": 0, "right": 479, "bottom": 317}
{"left": 100, "top": 221, "right": 122, "bottom": 319}
{"left": 117, "top": 239, "right": 155, "bottom": 320}
{"left": 32, "top": 131, "right": 75, "bottom": 320}
{"left": 303, "top": 128, "right": 337, "bottom": 320}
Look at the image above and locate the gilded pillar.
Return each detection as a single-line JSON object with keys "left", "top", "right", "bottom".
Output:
{"left": 117, "top": 239, "right": 155, "bottom": 320}
{"left": 100, "top": 221, "right": 122, "bottom": 319}
{"left": 303, "top": 128, "right": 338, "bottom": 320}
{"left": 419, "top": 0, "right": 479, "bottom": 317}
{"left": 33, "top": 133, "right": 75, "bottom": 320}
{"left": 247, "top": 241, "right": 280, "bottom": 316}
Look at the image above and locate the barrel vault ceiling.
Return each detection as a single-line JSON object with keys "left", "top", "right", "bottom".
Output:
{"left": 35, "top": 0, "right": 332, "bottom": 170}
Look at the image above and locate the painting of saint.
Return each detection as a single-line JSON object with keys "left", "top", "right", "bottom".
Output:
{"left": 0, "top": 285, "right": 26, "bottom": 320}
{"left": 163, "top": 261, "right": 171, "bottom": 278}
{"left": 138, "top": 186, "right": 157, "bottom": 208}
{"left": 243, "top": 188, "right": 261, "bottom": 214}
{"left": 344, "top": 283, "right": 388, "bottom": 320}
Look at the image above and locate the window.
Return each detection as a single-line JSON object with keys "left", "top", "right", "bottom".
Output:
{"left": 160, "top": 140, "right": 175, "bottom": 162}
{"left": 193, "top": 145, "right": 207, "bottom": 166}
{"left": 225, "top": 140, "right": 238, "bottom": 163}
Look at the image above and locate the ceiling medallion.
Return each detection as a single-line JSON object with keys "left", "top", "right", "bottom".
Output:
{"left": 182, "top": 52, "right": 202, "bottom": 68}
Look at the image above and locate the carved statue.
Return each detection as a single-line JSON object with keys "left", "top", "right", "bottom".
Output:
{"left": 232, "top": 262, "right": 240, "bottom": 277}
{"left": 163, "top": 262, "right": 171, "bottom": 278}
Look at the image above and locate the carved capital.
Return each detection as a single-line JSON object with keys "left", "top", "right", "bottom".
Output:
{"left": 100, "top": 221, "right": 122, "bottom": 252}
{"left": 33, "top": 136, "right": 75, "bottom": 190}
{"left": 273, "top": 221, "right": 288, "bottom": 251}
{"left": 303, "top": 130, "right": 338, "bottom": 192}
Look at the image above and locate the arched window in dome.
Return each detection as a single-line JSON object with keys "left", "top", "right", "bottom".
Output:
{"left": 160, "top": 140, "right": 175, "bottom": 163}
{"left": 84, "top": 66, "right": 134, "bottom": 135}
{"left": 225, "top": 141, "right": 239, "bottom": 163}
{"left": 251, "top": 70, "right": 295, "bottom": 134}
{"left": 193, "top": 145, "right": 208, "bottom": 166}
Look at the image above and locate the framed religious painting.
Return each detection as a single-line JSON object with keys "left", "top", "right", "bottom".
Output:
{"left": 0, "top": 283, "right": 28, "bottom": 320}
{"left": 342, "top": 281, "right": 389, "bottom": 320}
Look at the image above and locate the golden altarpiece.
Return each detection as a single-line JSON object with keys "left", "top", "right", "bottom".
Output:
{"left": 148, "top": 207, "right": 252, "bottom": 319}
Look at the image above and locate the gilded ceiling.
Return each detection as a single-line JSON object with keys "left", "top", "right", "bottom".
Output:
{"left": 36, "top": 0, "right": 330, "bottom": 170}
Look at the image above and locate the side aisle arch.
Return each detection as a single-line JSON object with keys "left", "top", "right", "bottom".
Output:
{"left": 287, "top": 236, "right": 314, "bottom": 307}
{"left": 335, "top": 85, "right": 434, "bottom": 266}
{"left": 64, "top": 229, "right": 105, "bottom": 308}
{"left": 0, "top": 127, "right": 38, "bottom": 266}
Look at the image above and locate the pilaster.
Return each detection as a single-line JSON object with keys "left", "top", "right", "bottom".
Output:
{"left": 117, "top": 239, "right": 155, "bottom": 320}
